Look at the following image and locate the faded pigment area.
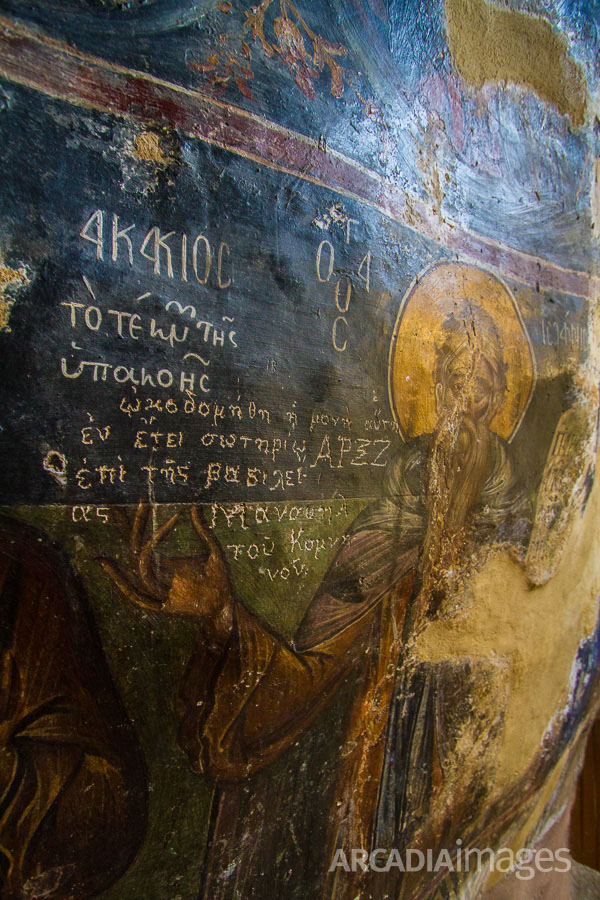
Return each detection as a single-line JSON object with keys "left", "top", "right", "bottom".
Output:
{"left": 444, "top": 0, "right": 587, "bottom": 125}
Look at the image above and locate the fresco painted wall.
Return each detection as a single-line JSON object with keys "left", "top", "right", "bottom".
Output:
{"left": 0, "top": 1, "right": 599, "bottom": 898}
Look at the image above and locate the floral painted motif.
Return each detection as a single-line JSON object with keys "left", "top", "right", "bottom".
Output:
{"left": 188, "top": 0, "right": 348, "bottom": 101}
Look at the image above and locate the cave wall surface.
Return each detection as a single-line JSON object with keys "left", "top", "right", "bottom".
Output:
{"left": 0, "top": 2, "right": 599, "bottom": 899}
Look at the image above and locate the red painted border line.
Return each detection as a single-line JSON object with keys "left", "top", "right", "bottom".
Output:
{"left": 0, "top": 16, "right": 594, "bottom": 299}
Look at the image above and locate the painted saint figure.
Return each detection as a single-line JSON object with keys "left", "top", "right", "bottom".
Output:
{"left": 0, "top": 516, "right": 147, "bottom": 900}
{"left": 102, "top": 263, "right": 538, "bottom": 899}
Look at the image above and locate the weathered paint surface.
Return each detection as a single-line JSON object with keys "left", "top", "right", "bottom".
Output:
{"left": 445, "top": 0, "right": 588, "bottom": 125}
{"left": 0, "top": 2, "right": 598, "bottom": 899}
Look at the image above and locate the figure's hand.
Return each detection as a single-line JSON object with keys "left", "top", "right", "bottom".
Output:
{"left": 99, "top": 504, "right": 233, "bottom": 642}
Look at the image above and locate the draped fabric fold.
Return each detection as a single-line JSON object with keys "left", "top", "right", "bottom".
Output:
{"left": 0, "top": 517, "right": 146, "bottom": 900}
{"left": 177, "top": 437, "right": 530, "bottom": 899}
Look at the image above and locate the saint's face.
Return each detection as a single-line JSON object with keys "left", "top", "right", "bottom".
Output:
{"left": 436, "top": 349, "right": 503, "bottom": 426}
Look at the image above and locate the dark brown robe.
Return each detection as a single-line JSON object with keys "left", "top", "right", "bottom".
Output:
{"left": 0, "top": 516, "right": 146, "bottom": 900}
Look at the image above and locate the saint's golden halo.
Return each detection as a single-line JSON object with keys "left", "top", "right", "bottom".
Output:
{"left": 388, "top": 262, "right": 536, "bottom": 442}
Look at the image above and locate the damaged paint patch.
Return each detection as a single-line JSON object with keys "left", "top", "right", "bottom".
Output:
{"left": 133, "top": 131, "right": 172, "bottom": 167}
{"left": 415, "top": 453, "right": 600, "bottom": 793}
{"left": 525, "top": 399, "right": 598, "bottom": 585}
{"left": 591, "top": 157, "right": 600, "bottom": 246}
{"left": 444, "top": 0, "right": 587, "bottom": 126}
{"left": 42, "top": 449, "right": 67, "bottom": 486}
{"left": 0, "top": 264, "right": 28, "bottom": 332}
{"left": 417, "top": 132, "right": 446, "bottom": 224}
{"left": 312, "top": 202, "right": 358, "bottom": 238}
